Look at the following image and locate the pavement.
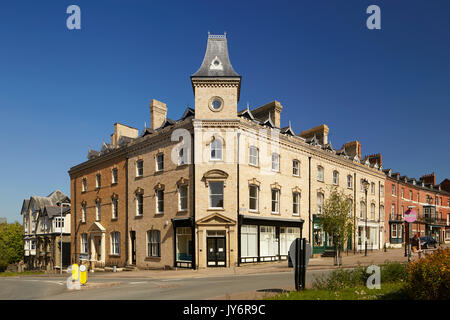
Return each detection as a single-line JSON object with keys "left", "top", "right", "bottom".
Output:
{"left": 6, "top": 245, "right": 445, "bottom": 300}
{"left": 46, "top": 244, "right": 448, "bottom": 282}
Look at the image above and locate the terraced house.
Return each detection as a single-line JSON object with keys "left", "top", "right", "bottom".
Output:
{"left": 69, "top": 33, "right": 387, "bottom": 270}
{"left": 384, "top": 171, "right": 450, "bottom": 247}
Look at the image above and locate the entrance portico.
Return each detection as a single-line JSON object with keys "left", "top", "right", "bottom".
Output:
{"left": 88, "top": 222, "right": 106, "bottom": 267}
{"left": 196, "top": 213, "right": 236, "bottom": 268}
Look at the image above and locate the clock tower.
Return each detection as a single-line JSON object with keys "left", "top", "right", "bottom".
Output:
{"left": 191, "top": 33, "right": 241, "bottom": 119}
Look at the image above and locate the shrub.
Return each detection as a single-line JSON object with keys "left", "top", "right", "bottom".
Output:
{"left": 312, "top": 265, "right": 368, "bottom": 290}
{"left": 405, "top": 248, "right": 450, "bottom": 300}
{"left": 380, "top": 261, "right": 408, "bottom": 283}
{"left": 312, "top": 262, "right": 408, "bottom": 291}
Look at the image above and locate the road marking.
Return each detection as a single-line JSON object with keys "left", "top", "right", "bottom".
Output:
{"left": 129, "top": 281, "right": 147, "bottom": 285}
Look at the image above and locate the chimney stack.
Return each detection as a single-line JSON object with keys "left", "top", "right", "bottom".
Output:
{"left": 150, "top": 99, "right": 167, "bottom": 130}
{"left": 110, "top": 123, "right": 139, "bottom": 148}
{"left": 342, "top": 141, "right": 361, "bottom": 159}
{"left": 363, "top": 153, "right": 382, "bottom": 167}
{"left": 300, "top": 124, "right": 329, "bottom": 145}
{"left": 251, "top": 101, "right": 283, "bottom": 128}
{"left": 420, "top": 172, "right": 436, "bottom": 185}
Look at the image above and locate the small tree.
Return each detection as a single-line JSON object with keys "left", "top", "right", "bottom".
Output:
{"left": 318, "top": 187, "right": 353, "bottom": 266}
{"left": 0, "top": 222, "right": 24, "bottom": 271}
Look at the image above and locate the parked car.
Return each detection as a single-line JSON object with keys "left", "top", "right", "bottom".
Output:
{"left": 420, "top": 236, "right": 437, "bottom": 249}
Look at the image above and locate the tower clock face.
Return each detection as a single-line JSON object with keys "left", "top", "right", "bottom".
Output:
{"left": 210, "top": 96, "right": 224, "bottom": 111}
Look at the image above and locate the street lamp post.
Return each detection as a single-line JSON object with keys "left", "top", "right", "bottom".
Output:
{"left": 362, "top": 179, "right": 370, "bottom": 256}
{"left": 58, "top": 202, "right": 71, "bottom": 275}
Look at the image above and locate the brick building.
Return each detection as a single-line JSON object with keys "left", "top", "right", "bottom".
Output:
{"left": 69, "top": 123, "right": 138, "bottom": 268}
{"left": 68, "top": 33, "right": 387, "bottom": 270}
{"left": 384, "top": 171, "right": 450, "bottom": 247}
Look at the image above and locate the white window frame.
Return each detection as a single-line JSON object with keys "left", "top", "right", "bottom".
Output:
{"left": 112, "top": 198, "right": 118, "bottom": 219}
{"left": 156, "top": 153, "right": 164, "bottom": 172}
{"left": 249, "top": 185, "right": 258, "bottom": 212}
{"left": 293, "top": 192, "right": 300, "bottom": 216}
{"left": 271, "top": 153, "right": 280, "bottom": 172}
{"left": 333, "top": 171, "right": 339, "bottom": 185}
{"left": 249, "top": 146, "right": 258, "bottom": 166}
{"left": 147, "top": 230, "right": 161, "bottom": 257}
{"left": 96, "top": 174, "right": 101, "bottom": 188}
{"left": 136, "top": 193, "right": 143, "bottom": 216}
{"left": 178, "top": 148, "right": 186, "bottom": 165}
{"left": 82, "top": 178, "right": 87, "bottom": 192}
{"left": 156, "top": 189, "right": 164, "bottom": 214}
{"left": 271, "top": 189, "right": 280, "bottom": 214}
{"left": 81, "top": 233, "right": 88, "bottom": 254}
{"left": 293, "top": 160, "right": 300, "bottom": 176}
{"left": 112, "top": 168, "right": 118, "bottom": 184}
{"left": 317, "top": 166, "right": 324, "bottom": 182}
{"left": 81, "top": 203, "right": 86, "bottom": 223}
{"left": 317, "top": 193, "right": 324, "bottom": 214}
{"left": 391, "top": 224, "right": 397, "bottom": 238}
{"left": 136, "top": 160, "right": 144, "bottom": 177}
{"left": 347, "top": 175, "right": 353, "bottom": 189}
{"left": 96, "top": 201, "right": 101, "bottom": 221}
{"left": 209, "top": 181, "right": 224, "bottom": 209}
{"left": 178, "top": 185, "right": 188, "bottom": 211}
{"left": 210, "top": 139, "right": 223, "bottom": 161}
{"left": 110, "top": 232, "right": 120, "bottom": 255}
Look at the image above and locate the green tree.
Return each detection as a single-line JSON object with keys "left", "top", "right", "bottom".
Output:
{"left": 318, "top": 187, "right": 353, "bottom": 266}
{"left": 0, "top": 222, "right": 23, "bottom": 271}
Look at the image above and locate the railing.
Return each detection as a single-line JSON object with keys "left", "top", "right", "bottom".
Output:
{"left": 423, "top": 216, "right": 447, "bottom": 225}
{"left": 389, "top": 214, "right": 403, "bottom": 221}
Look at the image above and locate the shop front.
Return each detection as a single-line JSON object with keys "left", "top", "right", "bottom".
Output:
{"left": 238, "top": 215, "right": 304, "bottom": 264}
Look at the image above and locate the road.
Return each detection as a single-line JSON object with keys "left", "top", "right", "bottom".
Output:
{"left": 0, "top": 268, "right": 333, "bottom": 300}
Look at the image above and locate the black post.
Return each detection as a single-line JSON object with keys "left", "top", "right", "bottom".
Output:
{"left": 301, "top": 238, "right": 306, "bottom": 289}
{"left": 294, "top": 238, "right": 306, "bottom": 291}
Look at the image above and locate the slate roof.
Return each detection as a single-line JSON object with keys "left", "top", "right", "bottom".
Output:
{"left": 192, "top": 34, "right": 240, "bottom": 78}
{"left": 43, "top": 205, "right": 70, "bottom": 218}
{"left": 27, "top": 190, "right": 70, "bottom": 213}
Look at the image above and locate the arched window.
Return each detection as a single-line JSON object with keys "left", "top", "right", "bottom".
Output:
{"left": 210, "top": 138, "right": 223, "bottom": 160}
{"left": 360, "top": 201, "right": 366, "bottom": 218}
{"left": 317, "top": 166, "right": 324, "bottom": 182}
{"left": 348, "top": 199, "right": 353, "bottom": 217}
{"left": 317, "top": 193, "right": 324, "bottom": 214}
{"left": 333, "top": 171, "right": 339, "bottom": 185}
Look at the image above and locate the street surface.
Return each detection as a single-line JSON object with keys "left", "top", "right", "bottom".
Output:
{"left": 0, "top": 268, "right": 331, "bottom": 300}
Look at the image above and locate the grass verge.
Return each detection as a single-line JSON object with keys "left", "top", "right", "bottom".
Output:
{"left": 268, "top": 282, "right": 407, "bottom": 300}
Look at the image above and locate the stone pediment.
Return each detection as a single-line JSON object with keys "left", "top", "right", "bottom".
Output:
{"left": 196, "top": 213, "right": 236, "bottom": 226}
{"left": 88, "top": 222, "right": 106, "bottom": 233}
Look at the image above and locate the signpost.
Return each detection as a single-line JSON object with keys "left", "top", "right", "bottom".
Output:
{"left": 404, "top": 208, "right": 417, "bottom": 262}
{"left": 289, "top": 238, "right": 311, "bottom": 290}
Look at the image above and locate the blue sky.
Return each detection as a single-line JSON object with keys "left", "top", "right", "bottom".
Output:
{"left": 1, "top": 0, "right": 449, "bottom": 223}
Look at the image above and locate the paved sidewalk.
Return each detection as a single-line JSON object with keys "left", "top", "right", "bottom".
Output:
{"left": 90, "top": 245, "right": 449, "bottom": 280}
